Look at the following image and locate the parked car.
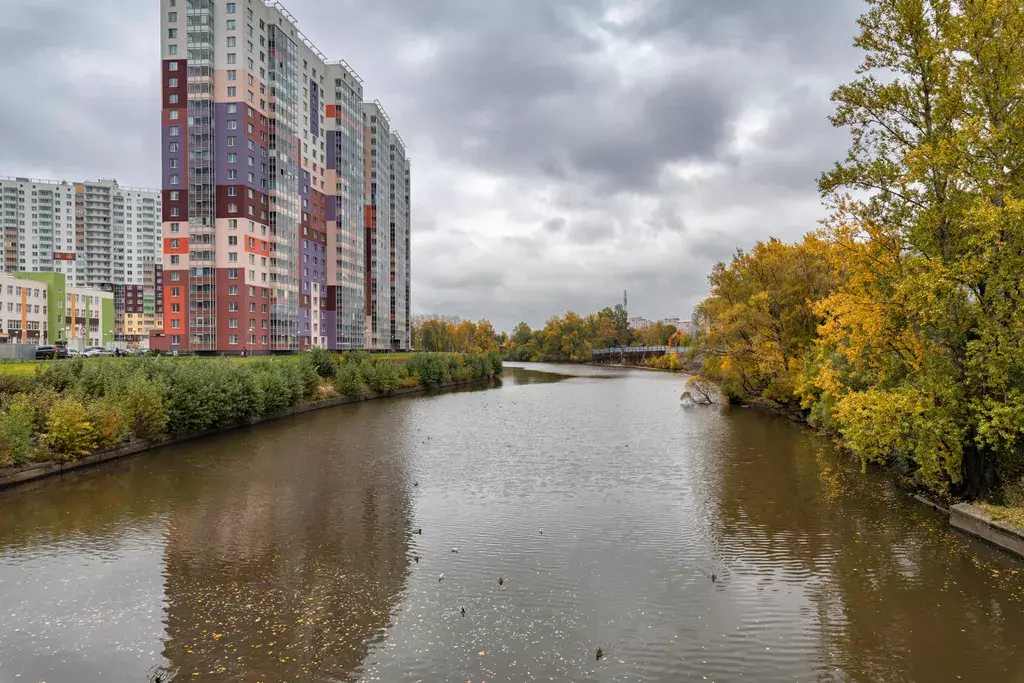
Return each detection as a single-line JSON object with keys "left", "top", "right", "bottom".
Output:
{"left": 67, "top": 348, "right": 84, "bottom": 358}
{"left": 35, "top": 345, "right": 68, "bottom": 360}
{"left": 84, "top": 346, "right": 112, "bottom": 358}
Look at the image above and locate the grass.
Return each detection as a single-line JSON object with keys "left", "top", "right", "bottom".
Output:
{"left": 979, "top": 504, "right": 1024, "bottom": 529}
{"left": 0, "top": 361, "right": 40, "bottom": 377}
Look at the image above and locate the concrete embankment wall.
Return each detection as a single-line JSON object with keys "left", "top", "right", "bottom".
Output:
{"left": 950, "top": 503, "right": 1024, "bottom": 560}
{"left": 0, "top": 377, "right": 493, "bottom": 491}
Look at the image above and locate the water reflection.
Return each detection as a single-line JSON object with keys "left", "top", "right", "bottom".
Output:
{"left": 0, "top": 364, "right": 1021, "bottom": 682}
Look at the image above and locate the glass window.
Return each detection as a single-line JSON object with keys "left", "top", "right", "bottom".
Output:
{"left": 168, "top": 12, "right": 177, "bottom": 22}
{"left": 226, "top": 2, "right": 236, "bottom": 13}
{"left": 168, "top": 45, "right": 178, "bottom": 55}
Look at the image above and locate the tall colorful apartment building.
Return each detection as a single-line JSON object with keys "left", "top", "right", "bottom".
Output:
{"left": 158, "top": 0, "right": 410, "bottom": 354}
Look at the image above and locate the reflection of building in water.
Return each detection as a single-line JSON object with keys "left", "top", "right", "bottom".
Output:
{"left": 159, "top": 426, "right": 412, "bottom": 681}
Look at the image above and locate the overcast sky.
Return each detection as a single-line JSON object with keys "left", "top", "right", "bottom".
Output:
{"left": 0, "top": 0, "right": 865, "bottom": 332}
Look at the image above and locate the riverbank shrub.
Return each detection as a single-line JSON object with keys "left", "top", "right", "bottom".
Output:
{"left": 0, "top": 351, "right": 502, "bottom": 472}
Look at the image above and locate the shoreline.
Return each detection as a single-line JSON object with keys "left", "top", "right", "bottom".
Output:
{"left": 0, "top": 376, "right": 494, "bottom": 492}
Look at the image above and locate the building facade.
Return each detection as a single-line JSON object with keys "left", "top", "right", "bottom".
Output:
{"left": 362, "top": 101, "right": 391, "bottom": 350}
{"left": 389, "top": 132, "right": 410, "bottom": 351}
{"left": 0, "top": 273, "right": 49, "bottom": 345}
{"left": 16, "top": 272, "right": 113, "bottom": 346}
{"left": 160, "top": 0, "right": 407, "bottom": 354}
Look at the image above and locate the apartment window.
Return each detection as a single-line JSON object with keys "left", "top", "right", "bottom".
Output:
{"left": 228, "top": 203, "right": 237, "bottom": 213}
{"left": 170, "top": 255, "right": 179, "bottom": 265}
{"left": 227, "top": 153, "right": 237, "bottom": 164}
{"left": 227, "top": 87, "right": 237, "bottom": 97}
{"left": 169, "top": 126, "right": 179, "bottom": 136}
{"left": 229, "top": 319, "right": 238, "bottom": 328}
{"left": 227, "top": 70, "right": 237, "bottom": 81}
{"left": 226, "top": 2, "right": 236, "bottom": 13}
{"left": 171, "top": 303, "right": 180, "bottom": 313}
{"left": 228, "top": 236, "right": 238, "bottom": 245}
{"left": 227, "top": 120, "right": 237, "bottom": 130}
{"left": 169, "top": 142, "right": 179, "bottom": 153}
{"left": 248, "top": 269, "right": 256, "bottom": 280}
{"left": 228, "top": 302, "right": 239, "bottom": 312}
{"left": 169, "top": 174, "right": 179, "bottom": 185}
{"left": 228, "top": 285, "right": 239, "bottom": 295}
{"left": 168, "top": 95, "right": 179, "bottom": 106}
{"left": 227, "top": 19, "right": 236, "bottom": 30}
{"left": 171, "top": 320, "right": 180, "bottom": 329}
{"left": 171, "top": 287, "right": 180, "bottom": 296}
{"left": 170, "top": 191, "right": 179, "bottom": 201}
{"left": 228, "top": 252, "right": 238, "bottom": 263}
{"left": 170, "top": 239, "right": 179, "bottom": 249}
{"left": 248, "top": 254, "right": 255, "bottom": 265}
{"left": 228, "top": 269, "right": 238, "bottom": 279}
{"left": 170, "top": 222, "right": 180, "bottom": 233}
{"left": 247, "top": 123, "right": 253, "bottom": 134}
{"left": 248, "top": 155, "right": 255, "bottom": 167}
{"left": 226, "top": 37, "right": 236, "bottom": 47}
{"left": 228, "top": 219, "right": 238, "bottom": 229}
{"left": 168, "top": 28, "right": 177, "bottom": 39}
{"left": 226, "top": 53, "right": 236, "bottom": 64}
{"left": 168, "top": 45, "right": 178, "bottom": 55}
{"left": 168, "top": 61, "right": 178, "bottom": 71}
{"left": 228, "top": 169, "right": 238, "bottom": 180}
{"left": 168, "top": 11, "right": 177, "bottom": 22}
{"left": 170, "top": 273, "right": 180, "bottom": 282}
{"left": 227, "top": 103, "right": 237, "bottom": 114}
{"left": 169, "top": 158, "right": 178, "bottom": 169}
{"left": 229, "top": 334, "right": 239, "bottom": 345}
{"left": 170, "top": 207, "right": 179, "bottom": 217}
{"left": 227, "top": 136, "right": 236, "bottom": 147}
{"left": 169, "top": 78, "right": 178, "bottom": 88}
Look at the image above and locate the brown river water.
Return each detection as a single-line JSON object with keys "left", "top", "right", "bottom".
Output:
{"left": 0, "top": 363, "right": 1021, "bottom": 682}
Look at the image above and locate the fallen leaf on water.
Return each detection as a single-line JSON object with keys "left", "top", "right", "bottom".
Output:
{"left": 479, "top": 651, "right": 486, "bottom": 656}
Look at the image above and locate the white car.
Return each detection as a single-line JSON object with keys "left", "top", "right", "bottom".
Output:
{"left": 84, "top": 347, "right": 112, "bottom": 358}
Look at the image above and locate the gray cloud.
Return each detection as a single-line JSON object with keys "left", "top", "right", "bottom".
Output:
{"left": 0, "top": 0, "right": 867, "bottom": 332}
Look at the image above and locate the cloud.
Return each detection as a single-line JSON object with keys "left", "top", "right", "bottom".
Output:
{"left": 0, "top": 0, "right": 867, "bottom": 332}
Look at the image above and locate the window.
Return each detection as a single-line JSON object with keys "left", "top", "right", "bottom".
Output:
{"left": 170, "top": 222, "right": 180, "bottom": 233}
{"left": 227, "top": 19, "right": 236, "bottom": 30}
{"left": 228, "top": 302, "right": 239, "bottom": 312}
{"left": 168, "top": 11, "right": 177, "bottom": 22}
{"left": 170, "top": 239, "right": 179, "bottom": 249}
{"left": 227, "top": 136, "right": 236, "bottom": 147}
{"left": 227, "top": 120, "right": 237, "bottom": 130}
{"left": 227, "top": 70, "right": 236, "bottom": 81}
{"left": 228, "top": 203, "right": 237, "bottom": 213}
{"left": 229, "top": 334, "right": 239, "bottom": 345}
{"left": 249, "top": 302, "right": 256, "bottom": 313}
{"left": 169, "top": 95, "right": 179, "bottom": 106}
{"left": 168, "top": 61, "right": 178, "bottom": 71}
{"left": 169, "top": 141, "right": 179, "bottom": 153}
{"left": 169, "top": 158, "right": 178, "bottom": 169}
{"left": 171, "top": 335, "right": 181, "bottom": 345}
{"left": 170, "top": 207, "right": 179, "bottom": 217}
{"left": 227, "top": 87, "right": 236, "bottom": 97}
{"left": 228, "top": 252, "right": 238, "bottom": 263}
{"left": 228, "top": 169, "right": 238, "bottom": 180}
{"left": 228, "top": 236, "right": 237, "bottom": 245}
{"left": 226, "top": 53, "right": 236, "bottom": 64}
{"left": 228, "top": 285, "right": 239, "bottom": 295}
{"left": 227, "top": 153, "right": 237, "bottom": 164}
{"left": 226, "top": 2, "right": 236, "bottom": 13}
{"left": 228, "top": 269, "right": 239, "bottom": 279}
{"left": 227, "top": 37, "right": 236, "bottom": 47}
{"left": 228, "top": 219, "right": 238, "bottom": 229}
{"left": 168, "top": 28, "right": 177, "bottom": 39}
{"left": 170, "top": 255, "right": 179, "bottom": 265}
{"left": 170, "top": 191, "right": 179, "bottom": 201}
{"left": 171, "top": 287, "right": 180, "bottom": 296}
{"left": 169, "top": 125, "right": 180, "bottom": 137}
{"left": 229, "top": 319, "right": 238, "bottom": 328}
{"left": 171, "top": 320, "right": 180, "bottom": 329}
{"left": 168, "top": 78, "right": 178, "bottom": 88}
{"left": 171, "top": 303, "right": 180, "bottom": 313}
{"left": 227, "top": 103, "right": 237, "bottom": 114}
{"left": 169, "top": 174, "right": 179, "bottom": 185}
{"left": 168, "top": 45, "right": 178, "bottom": 55}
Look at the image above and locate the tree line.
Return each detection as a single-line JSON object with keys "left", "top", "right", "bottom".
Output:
{"left": 690, "top": 0, "right": 1024, "bottom": 504}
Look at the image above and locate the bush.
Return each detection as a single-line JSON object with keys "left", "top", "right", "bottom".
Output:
{"left": 369, "top": 361, "right": 402, "bottom": 393}
{"left": 88, "top": 398, "right": 129, "bottom": 450}
{"left": 304, "top": 347, "right": 337, "bottom": 379}
{"left": 120, "top": 374, "right": 169, "bottom": 440}
{"left": 0, "top": 394, "right": 37, "bottom": 467}
{"left": 43, "top": 397, "right": 96, "bottom": 462}
{"left": 336, "top": 362, "right": 370, "bottom": 397}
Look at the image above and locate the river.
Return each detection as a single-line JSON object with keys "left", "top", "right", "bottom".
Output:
{"left": 0, "top": 363, "right": 1021, "bottom": 682}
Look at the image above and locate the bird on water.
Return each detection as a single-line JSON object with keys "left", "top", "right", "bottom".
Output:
{"left": 498, "top": 576, "right": 504, "bottom": 586}
{"left": 596, "top": 647, "right": 604, "bottom": 661}
{"left": 439, "top": 573, "right": 444, "bottom": 582}
{"left": 460, "top": 606, "right": 466, "bottom": 617}
{"left": 451, "top": 546, "right": 459, "bottom": 553}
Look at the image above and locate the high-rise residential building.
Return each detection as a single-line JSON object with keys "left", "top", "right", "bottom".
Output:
{"left": 0, "top": 177, "right": 78, "bottom": 277}
{"left": 159, "top": 0, "right": 407, "bottom": 354}
{"left": 362, "top": 101, "right": 392, "bottom": 351}
{"left": 389, "top": 132, "right": 411, "bottom": 351}
{"left": 324, "top": 60, "right": 365, "bottom": 351}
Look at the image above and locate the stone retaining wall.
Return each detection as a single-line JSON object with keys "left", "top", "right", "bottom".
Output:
{"left": 950, "top": 503, "right": 1024, "bottom": 560}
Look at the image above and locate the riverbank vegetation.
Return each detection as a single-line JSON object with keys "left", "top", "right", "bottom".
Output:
{"left": 691, "top": 0, "right": 1024, "bottom": 505}
{"left": 0, "top": 350, "right": 502, "bottom": 470}
{"left": 503, "top": 307, "right": 688, "bottom": 363}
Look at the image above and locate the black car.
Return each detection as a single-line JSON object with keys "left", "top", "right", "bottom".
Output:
{"left": 35, "top": 345, "right": 69, "bottom": 360}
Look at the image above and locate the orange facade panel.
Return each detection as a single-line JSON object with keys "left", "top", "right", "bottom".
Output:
{"left": 325, "top": 104, "right": 336, "bottom": 118}
{"left": 164, "top": 237, "right": 189, "bottom": 255}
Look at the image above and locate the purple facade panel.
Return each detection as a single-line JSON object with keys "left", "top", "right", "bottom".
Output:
{"left": 162, "top": 125, "right": 184, "bottom": 188}
{"left": 327, "top": 197, "right": 338, "bottom": 223}
{"left": 310, "top": 80, "right": 320, "bottom": 138}
{"left": 326, "top": 131, "right": 337, "bottom": 170}
{"left": 324, "top": 310, "right": 338, "bottom": 350}
{"left": 214, "top": 103, "right": 269, "bottom": 192}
